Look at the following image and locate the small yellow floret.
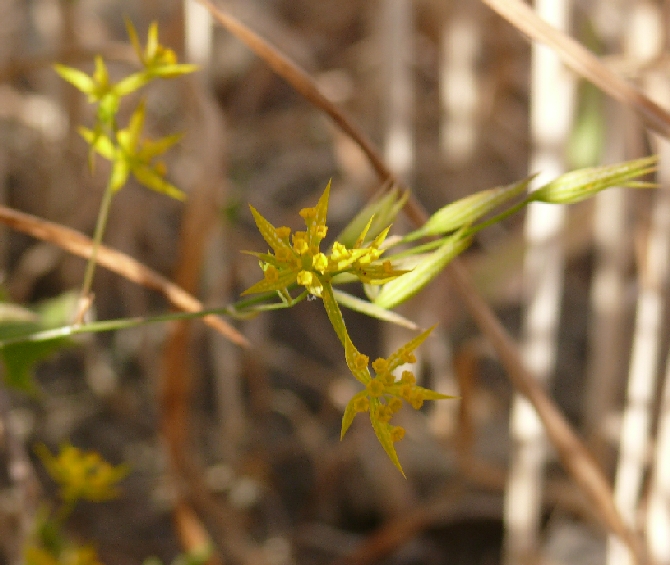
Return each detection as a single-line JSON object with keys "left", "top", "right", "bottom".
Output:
{"left": 275, "top": 247, "right": 293, "bottom": 262}
{"left": 276, "top": 226, "right": 291, "bottom": 239}
{"left": 366, "top": 378, "right": 385, "bottom": 397}
{"left": 410, "top": 391, "right": 425, "bottom": 410}
{"left": 331, "top": 242, "right": 349, "bottom": 260}
{"left": 354, "top": 353, "right": 369, "bottom": 371}
{"left": 353, "top": 397, "right": 370, "bottom": 413}
{"left": 401, "top": 351, "right": 416, "bottom": 363}
{"left": 401, "top": 370, "right": 416, "bottom": 385}
{"left": 315, "top": 225, "right": 328, "bottom": 239}
{"left": 378, "top": 405, "right": 393, "bottom": 422}
{"left": 299, "top": 207, "right": 316, "bottom": 219}
{"left": 297, "top": 270, "right": 313, "bottom": 286}
{"left": 372, "top": 358, "right": 389, "bottom": 374}
{"left": 312, "top": 253, "right": 328, "bottom": 273}
{"left": 388, "top": 397, "right": 402, "bottom": 413}
{"left": 390, "top": 426, "right": 406, "bottom": 442}
{"left": 264, "top": 265, "right": 279, "bottom": 282}
{"left": 399, "top": 384, "right": 413, "bottom": 400}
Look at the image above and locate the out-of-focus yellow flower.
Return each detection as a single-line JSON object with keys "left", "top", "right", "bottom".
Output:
{"left": 25, "top": 545, "right": 103, "bottom": 565}
{"left": 36, "top": 444, "right": 128, "bottom": 503}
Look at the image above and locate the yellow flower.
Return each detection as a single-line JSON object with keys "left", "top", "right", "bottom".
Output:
{"left": 241, "top": 181, "right": 408, "bottom": 298}
{"left": 336, "top": 324, "right": 454, "bottom": 476}
{"left": 36, "top": 444, "right": 128, "bottom": 503}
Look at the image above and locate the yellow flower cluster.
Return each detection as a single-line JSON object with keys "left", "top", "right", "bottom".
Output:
{"left": 242, "top": 181, "right": 407, "bottom": 299}
{"left": 335, "top": 322, "right": 452, "bottom": 476}
{"left": 242, "top": 181, "right": 453, "bottom": 475}
{"left": 36, "top": 444, "right": 128, "bottom": 503}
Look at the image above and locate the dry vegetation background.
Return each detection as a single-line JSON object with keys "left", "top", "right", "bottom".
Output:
{"left": 0, "top": 0, "right": 669, "bottom": 565}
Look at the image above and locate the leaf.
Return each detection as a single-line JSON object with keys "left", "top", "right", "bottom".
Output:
{"left": 405, "top": 176, "right": 534, "bottom": 240}
{"left": 374, "top": 228, "right": 472, "bottom": 309}
{"left": 0, "top": 292, "right": 79, "bottom": 391}
{"left": 331, "top": 289, "right": 418, "bottom": 330}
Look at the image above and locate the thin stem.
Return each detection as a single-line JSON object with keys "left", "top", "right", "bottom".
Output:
{"left": 79, "top": 177, "right": 115, "bottom": 307}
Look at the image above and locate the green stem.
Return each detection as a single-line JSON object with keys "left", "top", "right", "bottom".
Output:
{"left": 463, "top": 195, "right": 534, "bottom": 238}
{"left": 80, "top": 177, "right": 115, "bottom": 306}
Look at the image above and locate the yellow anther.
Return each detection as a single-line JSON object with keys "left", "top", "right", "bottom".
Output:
{"left": 315, "top": 225, "right": 328, "bottom": 239}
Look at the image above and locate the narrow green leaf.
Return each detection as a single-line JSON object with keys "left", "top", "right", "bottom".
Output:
{"left": 375, "top": 229, "right": 472, "bottom": 309}
{"left": 406, "top": 176, "right": 534, "bottom": 241}
{"left": 331, "top": 289, "right": 418, "bottom": 330}
{"left": 124, "top": 17, "right": 144, "bottom": 63}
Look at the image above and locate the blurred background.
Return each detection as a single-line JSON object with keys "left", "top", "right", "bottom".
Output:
{"left": 0, "top": 0, "right": 668, "bottom": 564}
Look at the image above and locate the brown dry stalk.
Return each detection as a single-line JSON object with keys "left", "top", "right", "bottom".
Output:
{"left": 0, "top": 204, "right": 249, "bottom": 347}
{"left": 481, "top": 0, "right": 670, "bottom": 139}
{"left": 193, "top": 0, "right": 644, "bottom": 558}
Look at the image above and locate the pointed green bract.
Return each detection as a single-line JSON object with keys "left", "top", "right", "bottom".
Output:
{"left": 331, "top": 289, "right": 418, "bottom": 330}
{"left": 341, "top": 390, "right": 368, "bottom": 438}
{"left": 375, "top": 228, "right": 472, "bottom": 309}
{"left": 53, "top": 64, "right": 96, "bottom": 95}
{"left": 249, "top": 206, "right": 292, "bottom": 255}
{"left": 371, "top": 410, "right": 405, "bottom": 477}
{"left": 532, "top": 155, "right": 658, "bottom": 204}
{"left": 406, "top": 176, "right": 534, "bottom": 241}
{"left": 386, "top": 325, "right": 436, "bottom": 371}
{"left": 337, "top": 186, "right": 408, "bottom": 248}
